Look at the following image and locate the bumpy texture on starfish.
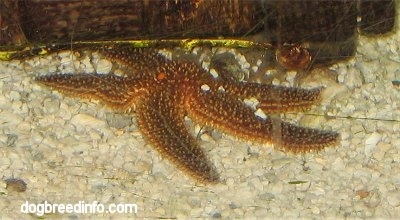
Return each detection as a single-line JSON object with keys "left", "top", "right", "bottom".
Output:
{"left": 35, "top": 44, "right": 339, "bottom": 183}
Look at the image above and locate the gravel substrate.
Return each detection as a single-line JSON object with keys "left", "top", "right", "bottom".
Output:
{"left": 1, "top": 10, "right": 400, "bottom": 220}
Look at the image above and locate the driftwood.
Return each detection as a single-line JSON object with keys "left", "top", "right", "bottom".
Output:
{"left": 0, "top": 0, "right": 396, "bottom": 64}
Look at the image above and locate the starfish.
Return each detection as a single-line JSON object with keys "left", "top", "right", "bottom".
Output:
{"left": 34, "top": 44, "right": 339, "bottom": 183}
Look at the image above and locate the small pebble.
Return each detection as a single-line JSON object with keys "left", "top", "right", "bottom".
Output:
{"left": 365, "top": 133, "right": 382, "bottom": 157}
{"left": 210, "top": 210, "right": 222, "bottom": 218}
{"left": 70, "top": 113, "right": 106, "bottom": 129}
{"left": 96, "top": 59, "right": 112, "bottom": 74}
{"left": 386, "top": 191, "right": 400, "bottom": 207}
{"left": 43, "top": 97, "right": 60, "bottom": 114}
{"left": 4, "top": 178, "right": 27, "bottom": 192}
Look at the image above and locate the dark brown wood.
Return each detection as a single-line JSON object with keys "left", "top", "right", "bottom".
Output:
{"left": 15, "top": 0, "right": 262, "bottom": 45}
{"left": 262, "top": 0, "right": 358, "bottom": 44}
{"left": 1, "top": 0, "right": 396, "bottom": 46}
{"left": 0, "top": 0, "right": 396, "bottom": 66}
{"left": 359, "top": 0, "right": 396, "bottom": 35}
{"left": 0, "top": 1, "right": 26, "bottom": 45}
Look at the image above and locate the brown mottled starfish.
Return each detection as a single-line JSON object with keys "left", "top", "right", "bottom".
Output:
{"left": 35, "top": 44, "right": 339, "bottom": 183}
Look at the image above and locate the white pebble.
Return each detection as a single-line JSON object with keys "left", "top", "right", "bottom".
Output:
{"left": 209, "top": 69, "right": 219, "bottom": 78}
{"left": 70, "top": 113, "right": 106, "bottom": 130}
{"left": 387, "top": 191, "right": 400, "bottom": 207}
{"left": 364, "top": 132, "right": 382, "bottom": 157}
{"left": 254, "top": 109, "right": 267, "bottom": 120}
{"left": 0, "top": 157, "right": 11, "bottom": 166}
{"left": 243, "top": 97, "right": 260, "bottom": 109}
{"left": 331, "top": 157, "right": 345, "bottom": 170}
{"left": 201, "top": 84, "right": 210, "bottom": 91}
{"left": 357, "top": 61, "right": 378, "bottom": 83}
{"left": 43, "top": 97, "right": 60, "bottom": 114}
{"left": 0, "top": 95, "right": 11, "bottom": 109}
{"left": 9, "top": 91, "right": 21, "bottom": 101}
{"left": 0, "top": 112, "right": 23, "bottom": 125}
{"left": 344, "top": 68, "right": 363, "bottom": 89}
{"left": 251, "top": 65, "right": 258, "bottom": 73}
{"left": 96, "top": 59, "right": 112, "bottom": 74}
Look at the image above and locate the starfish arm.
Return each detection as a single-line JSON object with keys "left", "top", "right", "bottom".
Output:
{"left": 135, "top": 92, "right": 219, "bottom": 183}
{"left": 99, "top": 45, "right": 168, "bottom": 77}
{"left": 35, "top": 73, "right": 146, "bottom": 111}
{"left": 220, "top": 81, "right": 322, "bottom": 113}
{"left": 186, "top": 89, "right": 339, "bottom": 153}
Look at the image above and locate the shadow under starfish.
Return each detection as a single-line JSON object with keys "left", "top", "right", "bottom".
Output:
{"left": 34, "top": 44, "right": 340, "bottom": 183}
